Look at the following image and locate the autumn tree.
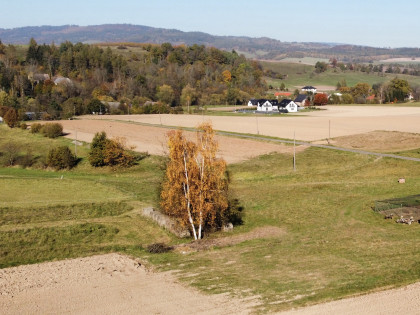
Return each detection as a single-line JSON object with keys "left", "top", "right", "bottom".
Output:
{"left": 314, "top": 61, "right": 328, "bottom": 73}
{"left": 160, "top": 123, "right": 228, "bottom": 240}
{"left": 351, "top": 82, "right": 371, "bottom": 103}
{"left": 180, "top": 84, "right": 198, "bottom": 110}
{"left": 156, "top": 84, "right": 175, "bottom": 105}
{"left": 313, "top": 93, "right": 328, "bottom": 106}
{"left": 388, "top": 78, "right": 411, "bottom": 102}
{"left": 4, "top": 107, "right": 18, "bottom": 128}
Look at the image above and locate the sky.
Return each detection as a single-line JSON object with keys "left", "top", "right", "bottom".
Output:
{"left": 1, "top": 0, "right": 419, "bottom": 48}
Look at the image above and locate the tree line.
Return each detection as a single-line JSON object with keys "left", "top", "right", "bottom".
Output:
{"left": 0, "top": 39, "right": 266, "bottom": 120}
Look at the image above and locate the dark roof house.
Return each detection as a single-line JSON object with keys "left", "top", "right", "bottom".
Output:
{"left": 294, "top": 94, "right": 308, "bottom": 105}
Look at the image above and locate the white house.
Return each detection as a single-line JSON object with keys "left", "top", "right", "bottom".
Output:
{"left": 302, "top": 86, "right": 317, "bottom": 94}
{"left": 278, "top": 99, "right": 299, "bottom": 113}
{"left": 257, "top": 100, "right": 279, "bottom": 112}
{"left": 248, "top": 99, "right": 264, "bottom": 107}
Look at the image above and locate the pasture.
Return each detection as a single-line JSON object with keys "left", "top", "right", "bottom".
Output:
{"left": 1, "top": 108, "right": 420, "bottom": 312}
{"left": 261, "top": 60, "right": 420, "bottom": 91}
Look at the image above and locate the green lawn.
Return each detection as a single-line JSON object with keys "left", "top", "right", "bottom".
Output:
{"left": 1, "top": 125, "right": 420, "bottom": 312}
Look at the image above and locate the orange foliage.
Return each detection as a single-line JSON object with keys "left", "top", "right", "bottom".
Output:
{"left": 160, "top": 123, "right": 228, "bottom": 239}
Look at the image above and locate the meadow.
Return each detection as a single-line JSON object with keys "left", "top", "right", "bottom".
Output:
{"left": 261, "top": 60, "right": 420, "bottom": 91}
{"left": 1, "top": 123, "right": 420, "bottom": 312}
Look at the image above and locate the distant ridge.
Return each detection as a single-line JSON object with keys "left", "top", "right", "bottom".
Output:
{"left": 1, "top": 24, "right": 420, "bottom": 61}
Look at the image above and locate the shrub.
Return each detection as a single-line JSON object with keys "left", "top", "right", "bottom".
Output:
{"left": 88, "top": 132, "right": 108, "bottom": 167}
{"left": 30, "top": 123, "right": 43, "bottom": 133}
{"left": 41, "top": 123, "right": 63, "bottom": 138}
{"left": 41, "top": 112, "right": 52, "bottom": 120}
{"left": 147, "top": 243, "right": 173, "bottom": 253}
{"left": 46, "top": 146, "right": 77, "bottom": 170}
{"left": 0, "top": 142, "right": 20, "bottom": 166}
{"left": 88, "top": 132, "right": 136, "bottom": 168}
{"left": 4, "top": 107, "right": 18, "bottom": 128}
{"left": 104, "top": 137, "right": 135, "bottom": 167}
{"left": 19, "top": 122, "right": 27, "bottom": 130}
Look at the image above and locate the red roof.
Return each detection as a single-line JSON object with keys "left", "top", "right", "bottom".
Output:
{"left": 366, "top": 95, "right": 375, "bottom": 100}
{"left": 274, "top": 92, "right": 292, "bottom": 97}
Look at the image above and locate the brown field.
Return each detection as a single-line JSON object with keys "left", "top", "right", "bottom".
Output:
{"left": 1, "top": 253, "right": 419, "bottom": 315}
{"left": 80, "top": 105, "right": 420, "bottom": 142}
{"left": 330, "top": 130, "right": 420, "bottom": 152}
{"left": 0, "top": 254, "right": 255, "bottom": 315}
{"left": 58, "top": 119, "right": 307, "bottom": 164}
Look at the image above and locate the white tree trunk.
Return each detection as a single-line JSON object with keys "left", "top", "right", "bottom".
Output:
{"left": 183, "top": 151, "right": 198, "bottom": 240}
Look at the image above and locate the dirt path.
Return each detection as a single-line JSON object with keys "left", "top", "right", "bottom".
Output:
{"left": 0, "top": 253, "right": 253, "bottom": 315}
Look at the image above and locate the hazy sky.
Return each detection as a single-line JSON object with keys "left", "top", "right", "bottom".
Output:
{"left": 1, "top": 0, "right": 418, "bottom": 48}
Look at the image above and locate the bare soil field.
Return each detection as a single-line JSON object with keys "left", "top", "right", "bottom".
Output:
{"left": 282, "top": 281, "right": 420, "bottom": 315}
{"left": 1, "top": 253, "right": 419, "bottom": 315}
{"left": 58, "top": 119, "right": 306, "bottom": 164}
{"left": 0, "top": 253, "right": 254, "bottom": 315}
{"left": 80, "top": 105, "right": 420, "bottom": 143}
{"left": 330, "top": 130, "right": 420, "bottom": 152}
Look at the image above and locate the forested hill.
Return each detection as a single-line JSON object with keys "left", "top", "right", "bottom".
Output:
{"left": 0, "top": 40, "right": 266, "bottom": 120}
{"left": 2, "top": 24, "right": 420, "bottom": 62}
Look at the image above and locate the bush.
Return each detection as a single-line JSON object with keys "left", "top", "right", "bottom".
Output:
{"left": 89, "top": 132, "right": 136, "bottom": 168}
{"left": 4, "top": 107, "right": 18, "bottom": 128}
{"left": 88, "top": 132, "right": 108, "bottom": 167}
{"left": 41, "top": 123, "right": 63, "bottom": 138}
{"left": 19, "top": 122, "right": 27, "bottom": 130}
{"left": 46, "top": 146, "right": 77, "bottom": 170}
{"left": 30, "top": 123, "right": 43, "bottom": 133}
{"left": 104, "top": 137, "right": 136, "bottom": 167}
{"left": 147, "top": 243, "right": 173, "bottom": 253}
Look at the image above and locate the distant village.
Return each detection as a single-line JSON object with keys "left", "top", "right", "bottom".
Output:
{"left": 248, "top": 86, "right": 317, "bottom": 113}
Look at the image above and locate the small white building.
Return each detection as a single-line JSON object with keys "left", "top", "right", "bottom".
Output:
{"left": 278, "top": 99, "right": 299, "bottom": 113}
{"left": 248, "top": 99, "right": 264, "bottom": 107}
{"left": 257, "top": 100, "right": 279, "bottom": 112}
{"left": 302, "top": 85, "right": 317, "bottom": 94}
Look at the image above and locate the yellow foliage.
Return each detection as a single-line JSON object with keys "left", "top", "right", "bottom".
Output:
{"left": 160, "top": 123, "right": 228, "bottom": 239}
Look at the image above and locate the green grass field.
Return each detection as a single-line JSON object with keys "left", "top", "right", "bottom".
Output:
{"left": 261, "top": 61, "right": 420, "bottom": 91}
{"left": 1, "top": 125, "right": 420, "bottom": 312}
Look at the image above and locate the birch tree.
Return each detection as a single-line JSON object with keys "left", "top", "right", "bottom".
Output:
{"left": 160, "top": 123, "right": 228, "bottom": 240}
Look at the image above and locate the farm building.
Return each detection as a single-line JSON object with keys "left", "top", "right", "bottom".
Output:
{"left": 294, "top": 94, "right": 308, "bottom": 106}
{"left": 274, "top": 92, "right": 292, "bottom": 98}
{"left": 302, "top": 86, "right": 317, "bottom": 93}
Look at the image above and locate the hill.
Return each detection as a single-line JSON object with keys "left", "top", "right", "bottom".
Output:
{"left": 2, "top": 24, "right": 420, "bottom": 62}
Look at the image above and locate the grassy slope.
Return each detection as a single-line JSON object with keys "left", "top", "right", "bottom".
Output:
{"left": 0, "top": 125, "right": 176, "bottom": 267}
{"left": 148, "top": 149, "right": 420, "bottom": 313}
{"left": 2, "top": 125, "right": 420, "bottom": 312}
{"left": 261, "top": 61, "right": 420, "bottom": 91}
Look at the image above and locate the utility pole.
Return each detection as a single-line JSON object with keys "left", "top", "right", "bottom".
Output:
{"left": 293, "top": 131, "right": 296, "bottom": 171}
{"left": 74, "top": 129, "right": 77, "bottom": 156}
{"left": 329, "top": 120, "right": 331, "bottom": 142}
{"left": 256, "top": 115, "right": 259, "bottom": 135}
